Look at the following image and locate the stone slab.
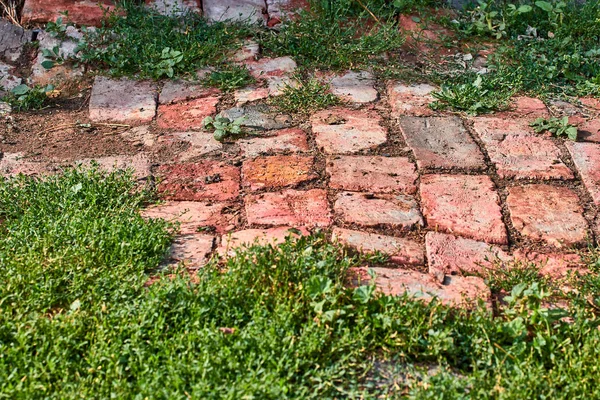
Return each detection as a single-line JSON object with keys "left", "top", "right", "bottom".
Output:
{"left": 334, "top": 191, "right": 423, "bottom": 229}
{"left": 203, "top": 0, "right": 266, "bottom": 24}
{"left": 311, "top": 107, "right": 387, "bottom": 154}
{"left": 507, "top": 184, "right": 588, "bottom": 247}
{"left": 472, "top": 117, "right": 572, "bottom": 180}
{"left": 157, "top": 161, "right": 240, "bottom": 201}
{"left": 238, "top": 128, "right": 309, "bottom": 157}
{"left": 387, "top": 82, "right": 436, "bottom": 116}
{"left": 141, "top": 201, "right": 235, "bottom": 234}
{"left": 400, "top": 116, "right": 485, "bottom": 171}
{"left": 328, "top": 71, "right": 378, "bottom": 103}
{"left": 218, "top": 226, "right": 309, "bottom": 257}
{"left": 145, "top": 0, "right": 201, "bottom": 16}
{"left": 566, "top": 141, "right": 600, "bottom": 206}
{"left": 245, "top": 189, "right": 332, "bottom": 228}
{"left": 157, "top": 97, "right": 219, "bottom": 130}
{"left": 420, "top": 174, "right": 507, "bottom": 244}
{"left": 332, "top": 228, "right": 424, "bottom": 266}
{"left": 0, "top": 20, "right": 30, "bottom": 62}
{"left": 426, "top": 232, "right": 511, "bottom": 279}
{"left": 89, "top": 77, "right": 157, "bottom": 123}
{"left": 242, "top": 155, "right": 315, "bottom": 190}
{"left": 327, "top": 155, "right": 417, "bottom": 194}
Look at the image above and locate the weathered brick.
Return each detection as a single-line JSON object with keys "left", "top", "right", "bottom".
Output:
{"left": 420, "top": 175, "right": 507, "bottom": 244}
{"left": 162, "top": 131, "right": 222, "bottom": 161}
{"left": 513, "top": 250, "right": 587, "bottom": 279}
{"left": 145, "top": 0, "right": 201, "bottom": 16}
{"left": 238, "top": 128, "right": 309, "bottom": 157}
{"left": 242, "top": 155, "right": 315, "bottom": 190}
{"left": 566, "top": 141, "right": 600, "bottom": 205}
{"left": 218, "top": 226, "right": 309, "bottom": 257}
{"left": 165, "top": 234, "right": 214, "bottom": 268}
{"left": 332, "top": 228, "right": 424, "bottom": 265}
{"left": 311, "top": 107, "right": 387, "bottom": 154}
{"left": 75, "top": 154, "right": 151, "bottom": 179}
{"left": 327, "top": 155, "right": 417, "bottom": 194}
{"left": 354, "top": 267, "right": 490, "bottom": 307}
{"left": 426, "top": 232, "right": 511, "bottom": 279}
{"left": 472, "top": 117, "right": 573, "bottom": 180}
{"left": 334, "top": 191, "right": 423, "bottom": 229}
{"left": 0, "top": 153, "right": 55, "bottom": 176}
{"left": 507, "top": 184, "right": 588, "bottom": 247}
{"left": 203, "top": 0, "right": 266, "bottom": 24}
{"left": 328, "top": 71, "right": 378, "bottom": 103}
{"left": 219, "top": 105, "right": 293, "bottom": 131}
{"left": 89, "top": 77, "right": 157, "bottom": 123}
{"left": 387, "top": 82, "right": 436, "bottom": 116}
{"left": 22, "top": 0, "right": 115, "bottom": 26}
{"left": 157, "top": 97, "right": 219, "bottom": 130}
{"left": 246, "top": 189, "right": 331, "bottom": 227}
{"left": 246, "top": 56, "right": 297, "bottom": 79}
{"left": 141, "top": 201, "right": 235, "bottom": 234}
{"left": 234, "top": 86, "right": 270, "bottom": 105}
{"left": 159, "top": 81, "right": 219, "bottom": 105}
{"left": 157, "top": 161, "right": 240, "bottom": 201}
{"left": 400, "top": 116, "right": 485, "bottom": 171}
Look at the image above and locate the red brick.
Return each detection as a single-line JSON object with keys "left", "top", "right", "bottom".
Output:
{"left": 472, "top": 117, "right": 573, "bottom": 180}
{"left": 426, "top": 232, "right": 511, "bottom": 279}
{"left": 512, "top": 96, "right": 549, "bottom": 117}
{"left": 238, "top": 128, "right": 309, "bottom": 157}
{"left": 577, "top": 119, "right": 600, "bottom": 142}
{"left": 311, "top": 107, "right": 387, "bottom": 154}
{"left": 387, "top": 82, "right": 436, "bottom": 116}
{"left": 566, "top": 142, "right": 600, "bottom": 205}
{"left": 332, "top": 228, "right": 424, "bottom": 266}
{"left": 159, "top": 82, "right": 219, "bottom": 105}
{"left": 242, "top": 155, "right": 315, "bottom": 190}
{"left": 354, "top": 267, "right": 490, "bottom": 307}
{"left": 400, "top": 116, "right": 485, "bottom": 171}
{"left": 157, "top": 162, "right": 240, "bottom": 201}
{"left": 327, "top": 155, "right": 417, "bottom": 194}
{"left": 141, "top": 201, "right": 236, "bottom": 234}
{"left": 165, "top": 234, "right": 214, "bottom": 268}
{"left": 22, "top": 0, "right": 116, "bottom": 26}
{"left": 217, "top": 226, "right": 309, "bottom": 257}
{"left": 245, "top": 189, "right": 332, "bottom": 228}
{"left": 157, "top": 97, "right": 219, "bottom": 130}
{"left": 507, "top": 184, "right": 588, "bottom": 247}
{"left": 334, "top": 191, "right": 423, "bottom": 229}
{"left": 420, "top": 175, "right": 507, "bottom": 244}
{"left": 513, "top": 250, "right": 587, "bottom": 279}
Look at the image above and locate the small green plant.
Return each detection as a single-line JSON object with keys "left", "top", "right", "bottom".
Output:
{"left": 202, "top": 115, "right": 245, "bottom": 141}
{"left": 530, "top": 116, "right": 578, "bottom": 140}
{"left": 270, "top": 78, "right": 339, "bottom": 115}
{"left": 45, "top": 12, "right": 73, "bottom": 40}
{"left": 201, "top": 65, "right": 254, "bottom": 91}
{"left": 40, "top": 45, "right": 68, "bottom": 70}
{"left": 2, "top": 83, "right": 55, "bottom": 111}
{"left": 431, "top": 74, "right": 514, "bottom": 115}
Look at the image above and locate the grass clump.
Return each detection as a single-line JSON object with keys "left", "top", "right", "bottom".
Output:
{"left": 259, "top": 0, "right": 405, "bottom": 70}
{"left": 430, "top": 0, "right": 600, "bottom": 114}
{"left": 201, "top": 65, "right": 255, "bottom": 91}
{"left": 79, "top": 3, "right": 255, "bottom": 80}
{"left": 2, "top": 171, "right": 600, "bottom": 397}
{"left": 270, "top": 78, "right": 339, "bottom": 115}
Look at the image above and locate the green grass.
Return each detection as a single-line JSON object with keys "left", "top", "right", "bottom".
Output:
{"left": 201, "top": 65, "right": 255, "bottom": 92}
{"left": 2, "top": 170, "right": 600, "bottom": 398}
{"left": 270, "top": 77, "right": 340, "bottom": 115}
{"left": 259, "top": 0, "right": 405, "bottom": 70}
{"left": 79, "top": 3, "right": 255, "bottom": 80}
{"left": 426, "top": 0, "right": 600, "bottom": 113}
